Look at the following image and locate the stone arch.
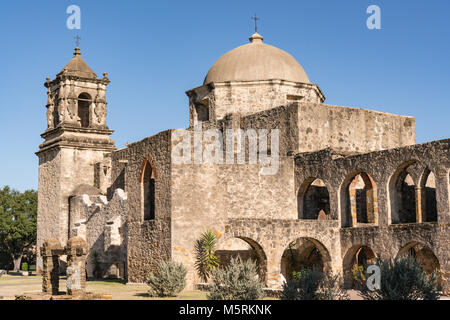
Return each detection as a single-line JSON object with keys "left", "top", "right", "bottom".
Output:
{"left": 418, "top": 168, "right": 438, "bottom": 222}
{"left": 389, "top": 161, "right": 419, "bottom": 224}
{"left": 77, "top": 93, "right": 91, "bottom": 128}
{"left": 297, "top": 177, "right": 331, "bottom": 220}
{"left": 216, "top": 235, "right": 267, "bottom": 284}
{"left": 280, "top": 237, "right": 332, "bottom": 281}
{"left": 396, "top": 241, "right": 440, "bottom": 274}
{"left": 140, "top": 155, "right": 157, "bottom": 221}
{"left": 340, "top": 171, "right": 378, "bottom": 227}
{"left": 342, "top": 244, "right": 377, "bottom": 288}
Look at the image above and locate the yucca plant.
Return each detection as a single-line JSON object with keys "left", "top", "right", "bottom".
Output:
{"left": 195, "top": 230, "right": 219, "bottom": 283}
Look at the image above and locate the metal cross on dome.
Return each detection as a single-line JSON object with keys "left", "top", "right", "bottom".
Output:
{"left": 251, "top": 14, "right": 260, "bottom": 33}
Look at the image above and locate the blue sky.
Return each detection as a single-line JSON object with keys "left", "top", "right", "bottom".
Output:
{"left": 0, "top": 0, "right": 449, "bottom": 191}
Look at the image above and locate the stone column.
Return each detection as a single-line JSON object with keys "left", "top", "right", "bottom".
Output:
{"left": 40, "top": 238, "right": 63, "bottom": 295}
{"left": 349, "top": 182, "right": 358, "bottom": 227}
{"left": 415, "top": 186, "right": 424, "bottom": 223}
{"left": 65, "top": 237, "right": 88, "bottom": 296}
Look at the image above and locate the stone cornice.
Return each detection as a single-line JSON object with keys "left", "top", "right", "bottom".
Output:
{"left": 37, "top": 125, "right": 116, "bottom": 155}
{"left": 35, "top": 142, "right": 116, "bottom": 156}
{"left": 45, "top": 75, "right": 110, "bottom": 88}
{"left": 41, "top": 125, "right": 114, "bottom": 140}
{"left": 186, "top": 79, "right": 326, "bottom": 103}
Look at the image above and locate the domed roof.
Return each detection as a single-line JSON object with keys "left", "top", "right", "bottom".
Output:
{"left": 204, "top": 33, "right": 310, "bottom": 85}
{"left": 58, "top": 47, "right": 97, "bottom": 79}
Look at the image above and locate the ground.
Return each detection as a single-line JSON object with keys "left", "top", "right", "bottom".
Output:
{"left": 1, "top": 274, "right": 447, "bottom": 300}
{"left": 0, "top": 274, "right": 207, "bottom": 300}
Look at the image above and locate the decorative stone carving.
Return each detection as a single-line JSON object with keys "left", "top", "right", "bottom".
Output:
{"left": 93, "top": 100, "right": 106, "bottom": 126}
{"left": 46, "top": 104, "right": 54, "bottom": 129}
{"left": 94, "top": 84, "right": 107, "bottom": 126}
{"left": 45, "top": 77, "right": 55, "bottom": 129}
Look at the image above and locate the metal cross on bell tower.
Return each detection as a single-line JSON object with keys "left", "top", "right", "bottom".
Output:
{"left": 251, "top": 14, "right": 260, "bottom": 33}
{"left": 74, "top": 35, "right": 81, "bottom": 47}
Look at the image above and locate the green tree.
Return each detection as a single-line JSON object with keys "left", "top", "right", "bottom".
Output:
{"left": 194, "top": 230, "right": 219, "bottom": 282}
{"left": 0, "top": 186, "right": 37, "bottom": 271}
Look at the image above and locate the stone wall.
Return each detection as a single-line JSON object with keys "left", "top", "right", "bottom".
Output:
{"left": 110, "top": 130, "right": 173, "bottom": 283}
{"left": 297, "top": 103, "right": 416, "bottom": 153}
{"left": 70, "top": 189, "right": 128, "bottom": 278}
{"left": 187, "top": 85, "right": 415, "bottom": 154}
{"left": 222, "top": 219, "right": 341, "bottom": 288}
{"left": 295, "top": 139, "right": 449, "bottom": 291}
{"left": 36, "top": 146, "right": 111, "bottom": 272}
{"left": 170, "top": 153, "right": 297, "bottom": 288}
{"left": 36, "top": 149, "right": 62, "bottom": 273}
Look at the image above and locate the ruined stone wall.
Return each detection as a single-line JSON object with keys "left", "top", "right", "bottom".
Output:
{"left": 295, "top": 139, "right": 450, "bottom": 291}
{"left": 110, "top": 130, "right": 173, "bottom": 283}
{"left": 69, "top": 189, "right": 128, "bottom": 278}
{"left": 297, "top": 103, "right": 416, "bottom": 153}
{"left": 209, "top": 101, "right": 416, "bottom": 161}
{"left": 339, "top": 223, "right": 448, "bottom": 289}
{"left": 189, "top": 85, "right": 415, "bottom": 154}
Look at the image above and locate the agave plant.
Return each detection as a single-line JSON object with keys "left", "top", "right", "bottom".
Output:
{"left": 194, "top": 230, "right": 219, "bottom": 283}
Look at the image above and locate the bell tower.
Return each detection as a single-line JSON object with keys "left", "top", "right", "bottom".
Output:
{"left": 36, "top": 47, "right": 115, "bottom": 272}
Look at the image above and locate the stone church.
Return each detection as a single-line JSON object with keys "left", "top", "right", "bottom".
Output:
{"left": 36, "top": 31, "right": 449, "bottom": 292}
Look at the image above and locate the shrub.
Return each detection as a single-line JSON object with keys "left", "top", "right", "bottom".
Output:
{"left": 147, "top": 260, "right": 187, "bottom": 297}
{"left": 21, "top": 262, "right": 28, "bottom": 272}
{"left": 358, "top": 257, "right": 441, "bottom": 300}
{"left": 352, "top": 264, "right": 366, "bottom": 290}
{"left": 281, "top": 268, "right": 348, "bottom": 300}
{"left": 194, "top": 230, "right": 219, "bottom": 283}
{"left": 207, "top": 256, "right": 264, "bottom": 300}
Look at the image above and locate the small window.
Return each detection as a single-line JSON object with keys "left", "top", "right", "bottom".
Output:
{"left": 195, "top": 100, "right": 209, "bottom": 122}
{"left": 286, "top": 94, "right": 304, "bottom": 101}
{"left": 141, "top": 159, "right": 155, "bottom": 220}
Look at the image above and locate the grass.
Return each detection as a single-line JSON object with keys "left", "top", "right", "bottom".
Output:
{"left": 0, "top": 274, "right": 207, "bottom": 300}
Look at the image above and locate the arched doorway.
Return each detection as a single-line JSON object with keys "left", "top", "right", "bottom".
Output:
{"left": 280, "top": 238, "right": 332, "bottom": 281}
{"left": 298, "top": 178, "right": 330, "bottom": 220}
{"left": 342, "top": 245, "right": 377, "bottom": 288}
{"left": 215, "top": 236, "right": 267, "bottom": 284}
